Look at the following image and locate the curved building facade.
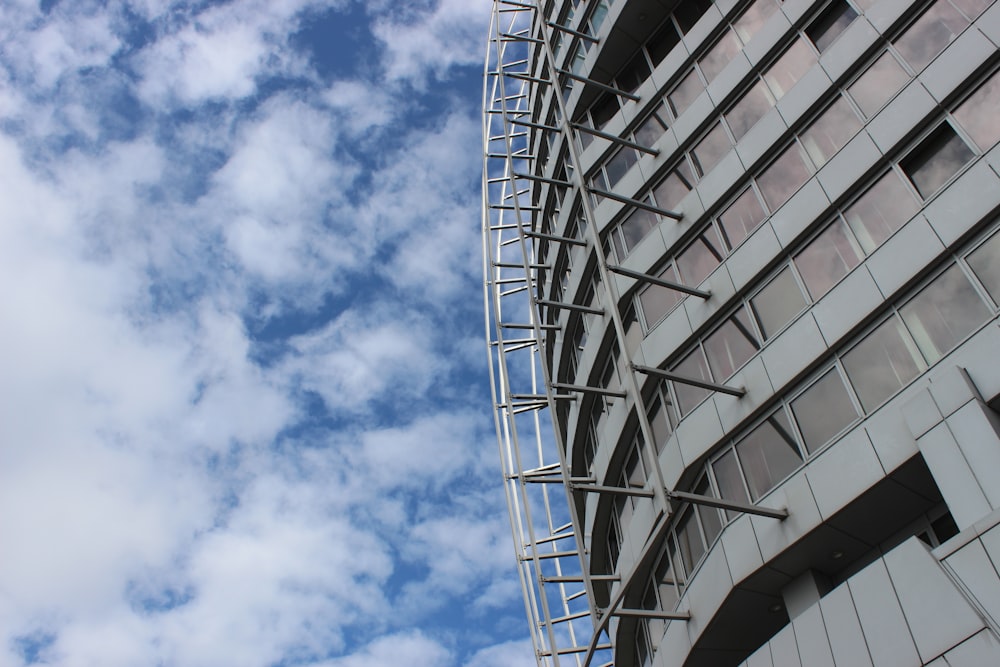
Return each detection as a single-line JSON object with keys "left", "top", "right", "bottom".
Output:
{"left": 482, "top": 1, "right": 1000, "bottom": 665}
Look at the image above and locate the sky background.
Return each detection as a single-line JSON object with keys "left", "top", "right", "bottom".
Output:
{"left": 0, "top": 1, "right": 536, "bottom": 665}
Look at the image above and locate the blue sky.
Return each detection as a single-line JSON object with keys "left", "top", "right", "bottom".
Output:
{"left": 0, "top": 1, "right": 535, "bottom": 665}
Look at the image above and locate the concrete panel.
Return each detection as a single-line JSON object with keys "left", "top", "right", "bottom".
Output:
{"left": 696, "top": 149, "right": 743, "bottom": 213}
{"left": 811, "top": 266, "right": 884, "bottom": 346}
{"left": 684, "top": 265, "right": 735, "bottom": 332}
{"left": 721, "top": 514, "right": 766, "bottom": 585}
{"left": 866, "top": 82, "right": 938, "bottom": 155}
{"left": 819, "top": 584, "right": 874, "bottom": 667}
{"left": 760, "top": 314, "right": 828, "bottom": 391}
{"left": 865, "top": 0, "right": 920, "bottom": 33}
{"left": 655, "top": 616, "right": 692, "bottom": 667}
{"left": 682, "top": 5, "right": 723, "bottom": 55}
{"left": 776, "top": 66, "right": 833, "bottom": 130}
{"left": 942, "top": 627, "right": 1000, "bottom": 666}
{"left": 901, "top": 387, "right": 944, "bottom": 440}
{"left": 641, "top": 305, "right": 693, "bottom": 367}
{"left": 819, "top": 18, "right": 880, "bottom": 85}
{"left": 658, "top": 431, "right": 686, "bottom": 491}
{"left": 806, "top": 429, "right": 885, "bottom": 519}
{"left": 727, "top": 221, "right": 782, "bottom": 290}
{"left": 948, "top": 400, "right": 1000, "bottom": 509}
{"left": 675, "top": 398, "right": 725, "bottom": 468}
{"left": 884, "top": 539, "right": 984, "bottom": 664}
{"left": 685, "top": 543, "right": 734, "bottom": 639}
{"left": 927, "top": 365, "right": 980, "bottom": 419}
{"left": 770, "top": 178, "right": 833, "bottom": 248}
{"left": 715, "top": 356, "right": 776, "bottom": 435}
{"left": 920, "top": 28, "right": 998, "bottom": 104}
{"left": 918, "top": 422, "right": 993, "bottom": 530}
{"left": 736, "top": 108, "right": 789, "bottom": 173}
{"left": 816, "top": 131, "right": 884, "bottom": 205}
{"left": 790, "top": 604, "right": 834, "bottom": 667}
{"left": 924, "top": 160, "right": 1000, "bottom": 247}
{"left": 848, "top": 558, "right": 922, "bottom": 667}
{"left": 944, "top": 538, "right": 1000, "bottom": 628}
{"left": 960, "top": 325, "right": 1000, "bottom": 403}
{"left": 769, "top": 623, "right": 802, "bottom": 667}
{"left": 751, "top": 473, "right": 824, "bottom": 565}
{"left": 707, "top": 52, "right": 752, "bottom": 109}
{"left": 978, "top": 1, "right": 1000, "bottom": 49}
{"left": 743, "top": 11, "right": 793, "bottom": 69}
{"left": 864, "top": 404, "right": 920, "bottom": 474}
{"left": 865, "top": 215, "right": 945, "bottom": 299}
{"left": 673, "top": 91, "right": 716, "bottom": 147}
{"left": 743, "top": 643, "right": 774, "bottom": 667}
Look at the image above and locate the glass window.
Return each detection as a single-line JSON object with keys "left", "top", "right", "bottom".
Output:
{"left": 848, "top": 50, "right": 910, "bottom": 118}
{"left": 900, "top": 123, "right": 974, "bottom": 199}
{"left": 647, "top": 19, "right": 682, "bottom": 66}
{"left": 763, "top": 38, "right": 817, "bottom": 99}
{"left": 674, "top": 0, "right": 713, "bottom": 34}
{"left": 693, "top": 477, "right": 723, "bottom": 545}
{"left": 806, "top": 0, "right": 858, "bottom": 52}
{"left": 591, "top": 93, "right": 620, "bottom": 130}
{"left": 726, "top": 80, "right": 776, "bottom": 142}
{"left": 800, "top": 96, "right": 862, "bottom": 168}
{"left": 668, "top": 68, "right": 705, "bottom": 117}
{"left": 900, "top": 264, "right": 991, "bottom": 364}
{"left": 757, "top": 143, "right": 811, "bottom": 211}
{"left": 635, "top": 101, "right": 670, "bottom": 147}
{"left": 843, "top": 170, "right": 920, "bottom": 253}
{"left": 712, "top": 448, "right": 749, "bottom": 520}
{"left": 700, "top": 30, "right": 741, "bottom": 83}
{"left": 735, "top": 409, "right": 803, "bottom": 500}
{"left": 704, "top": 307, "right": 760, "bottom": 380}
{"left": 691, "top": 120, "right": 731, "bottom": 177}
{"left": 639, "top": 264, "right": 683, "bottom": 328}
{"left": 652, "top": 162, "right": 694, "bottom": 210}
{"left": 954, "top": 72, "right": 1000, "bottom": 152}
{"left": 795, "top": 219, "right": 864, "bottom": 300}
{"left": 951, "top": 0, "right": 992, "bottom": 19}
{"left": 718, "top": 187, "right": 767, "bottom": 249}
{"left": 967, "top": 231, "right": 1000, "bottom": 304}
{"left": 673, "top": 348, "right": 711, "bottom": 416}
{"left": 733, "top": 0, "right": 780, "bottom": 44}
{"left": 617, "top": 52, "right": 651, "bottom": 93}
{"left": 615, "top": 205, "right": 659, "bottom": 257}
{"left": 843, "top": 317, "right": 924, "bottom": 412}
{"left": 648, "top": 389, "right": 674, "bottom": 454}
{"left": 750, "top": 266, "right": 808, "bottom": 339}
{"left": 675, "top": 508, "right": 706, "bottom": 573}
{"left": 893, "top": 0, "right": 969, "bottom": 72}
{"left": 605, "top": 147, "right": 638, "bottom": 187}
{"left": 791, "top": 368, "right": 859, "bottom": 453}
{"left": 677, "top": 225, "right": 725, "bottom": 286}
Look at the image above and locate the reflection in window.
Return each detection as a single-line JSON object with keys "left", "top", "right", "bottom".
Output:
{"left": 750, "top": 266, "right": 808, "bottom": 339}
{"left": 614, "top": 205, "right": 659, "bottom": 258}
{"left": 605, "top": 147, "right": 638, "bottom": 187}
{"left": 704, "top": 308, "right": 760, "bottom": 380}
{"left": 677, "top": 225, "right": 725, "bottom": 286}
{"left": 900, "top": 264, "right": 990, "bottom": 364}
{"left": 639, "top": 264, "right": 682, "bottom": 328}
{"left": 668, "top": 68, "right": 705, "bottom": 117}
{"left": 806, "top": 0, "right": 858, "bottom": 52}
{"left": 757, "top": 144, "right": 811, "bottom": 211}
{"left": 726, "top": 80, "right": 775, "bottom": 140}
{"left": 635, "top": 101, "right": 671, "bottom": 147}
{"left": 893, "top": 0, "right": 969, "bottom": 72}
{"left": 791, "top": 369, "right": 858, "bottom": 453}
{"left": 735, "top": 409, "right": 803, "bottom": 500}
{"left": 968, "top": 231, "right": 1000, "bottom": 304}
{"left": 647, "top": 387, "right": 675, "bottom": 455}
{"left": 763, "top": 38, "right": 817, "bottom": 99}
{"left": 800, "top": 96, "right": 862, "bottom": 168}
{"left": 900, "top": 124, "right": 974, "bottom": 199}
{"left": 843, "top": 170, "right": 919, "bottom": 253}
{"left": 951, "top": 0, "right": 992, "bottom": 19}
{"left": 700, "top": 30, "right": 741, "bottom": 82}
{"left": 954, "top": 72, "right": 1000, "bottom": 151}
{"left": 733, "top": 0, "right": 781, "bottom": 44}
{"left": 673, "top": 349, "right": 711, "bottom": 415}
{"left": 652, "top": 162, "right": 694, "bottom": 210}
{"left": 691, "top": 120, "right": 731, "bottom": 177}
{"left": 843, "top": 317, "right": 924, "bottom": 412}
{"left": 795, "top": 219, "right": 864, "bottom": 299}
{"left": 647, "top": 18, "right": 682, "bottom": 66}
{"left": 718, "top": 187, "right": 767, "bottom": 249}
{"left": 848, "top": 50, "right": 910, "bottom": 118}
{"left": 712, "top": 449, "right": 749, "bottom": 520}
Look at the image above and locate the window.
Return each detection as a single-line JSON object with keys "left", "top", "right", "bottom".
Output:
{"left": 712, "top": 449, "right": 749, "bottom": 519}
{"left": 842, "top": 317, "right": 924, "bottom": 412}
{"left": 900, "top": 123, "right": 974, "bottom": 199}
{"left": 951, "top": 0, "right": 992, "bottom": 19}
{"left": 676, "top": 225, "right": 725, "bottom": 286}
{"left": 900, "top": 264, "right": 991, "bottom": 363}
{"left": 604, "top": 146, "right": 639, "bottom": 187}
{"left": 733, "top": 0, "right": 781, "bottom": 44}
{"left": 673, "top": 349, "right": 711, "bottom": 416}
{"left": 703, "top": 308, "right": 760, "bottom": 380}
{"left": 691, "top": 120, "right": 732, "bottom": 177}
{"left": 635, "top": 101, "right": 671, "bottom": 147}
{"left": 893, "top": 0, "right": 969, "bottom": 72}
{"left": 699, "top": 30, "right": 742, "bottom": 82}
{"left": 647, "top": 19, "right": 682, "bottom": 66}
{"left": 718, "top": 187, "right": 767, "bottom": 249}
{"left": 968, "top": 231, "right": 1000, "bottom": 304}
{"left": 800, "top": 96, "right": 862, "bottom": 168}
{"left": 651, "top": 162, "right": 694, "bottom": 210}
{"left": 848, "top": 50, "right": 910, "bottom": 118}
{"left": 674, "top": 0, "right": 713, "bottom": 34}
{"left": 790, "top": 368, "right": 859, "bottom": 453}
{"left": 726, "top": 80, "right": 776, "bottom": 140}
{"left": 807, "top": 1, "right": 858, "bottom": 52}
{"left": 614, "top": 205, "right": 659, "bottom": 258}
{"left": 639, "top": 263, "right": 682, "bottom": 327}
{"left": 954, "top": 72, "right": 1000, "bottom": 151}
{"left": 668, "top": 68, "right": 705, "bottom": 117}
{"left": 843, "top": 171, "right": 919, "bottom": 253}
{"left": 757, "top": 143, "right": 811, "bottom": 210}
{"left": 647, "top": 387, "right": 675, "bottom": 455}
{"left": 795, "top": 219, "right": 864, "bottom": 299}
{"left": 763, "top": 38, "right": 817, "bottom": 99}
{"left": 750, "top": 266, "right": 808, "bottom": 339}
{"left": 735, "top": 409, "right": 803, "bottom": 500}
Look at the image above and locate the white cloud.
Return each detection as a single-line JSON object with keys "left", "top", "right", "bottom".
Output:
{"left": 320, "top": 631, "right": 452, "bottom": 667}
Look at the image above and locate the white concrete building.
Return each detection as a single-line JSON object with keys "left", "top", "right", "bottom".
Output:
{"left": 482, "top": 1, "right": 1000, "bottom": 665}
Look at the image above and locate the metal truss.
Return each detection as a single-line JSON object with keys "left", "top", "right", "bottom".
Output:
{"left": 482, "top": 2, "right": 787, "bottom": 665}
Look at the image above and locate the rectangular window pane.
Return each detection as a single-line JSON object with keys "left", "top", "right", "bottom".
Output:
{"left": 757, "top": 144, "right": 811, "bottom": 210}
{"left": 843, "top": 317, "right": 924, "bottom": 412}
{"left": 668, "top": 68, "right": 705, "bottom": 117}
{"left": 795, "top": 219, "right": 864, "bottom": 300}
{"left": 618, "top": 205, "right": 659, "bottom": 255}
{"left": 733, "top": 0, "right": 780, "bottom": 44}
{"left": 647, "top": 19, "right": 682, "bottom": 66}
{"left": 591, "top": 92, "right": 620, "bottom": 130}
{"left": 736, "top": 409, "right": 803, "bottom": 500}
{"left": 848, "top": 50, "right": 910, "bottom": 118}
{"left": 951, "top": 0, "right": 991, "bottom": 19}
{"left": 806, "top": 0, "right": 858, "bottom": 52}
{"left": 712, "top": 449, "right": 749, "bottom": 520}
{"left": 900, "top": 124, "right": 974, "bottom": 199}
{"left": 900, "top": 264, "right": 991, "bottom": 364}
{"left": 699, "top": 30, "right": 741, "bottom": 83}
{"left": 718, "top": 187, "right": 767, "bottom": 249}
{"left": 800, "top": 96, "right": 862, "bottom": 168}
{"left": 726, "top": 79, "right": 775, "bottom": 141}
{"left": 672, "top": 348, "right": 711, "bottom": 416}
{"left": 954, "top": 72, "right": 1000, "bottom": 152}
{"left": 652, "top": 162, "right": 694, "bottom": 210}
{"left": 843, "top": 170, "right": 919, "bottom": 253}
{"left": 674, "top": 0, "right": 712, "bottom": 34}
{"left": 648, "top": 391, "right": 674, "bottom": 454}
{"left": 791, "top": 369, "right": 858, "bottom": 453}
{"left": 694, "top": 477, "right": 723, "bottom": 545}
{"left": 635, "top": 101, "right": 670, "bottom": 147}
{"left": 675, "top": 508, "right": 706, "bottom": 573}
{"left": 751, "top": 266, "right": 808, "bottom": 339}
{"left": 655, "top": 543, "right": 680, "bottom": 608}
{"left": 967, "top": 231, "right": 1000, "bottom": 304}
{"left": 763, "top": 38, "right": 817, "bottom": 99}
{"left": 691, "top": 120, "right": 731, "bottom": 177}
{"left": 894, "top": 0, "right": 969, "bottom": 72}
{"left": 704, "top": 307, "right": 760, "bottom": 380}
{"left": 677, "top": 224, "right": 725, "bottom": 286}
{"left": 639, "top": 264, "right": 682, "bottom": 327}
{"left": 605, "top": 147, "right": 638, "bottom": 187}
